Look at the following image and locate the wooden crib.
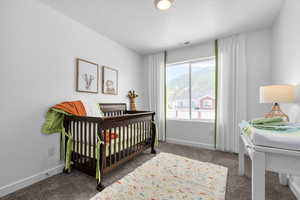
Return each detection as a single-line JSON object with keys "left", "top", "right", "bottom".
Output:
{"left": 63, "top": 103, "right": 156, "bottom": 191}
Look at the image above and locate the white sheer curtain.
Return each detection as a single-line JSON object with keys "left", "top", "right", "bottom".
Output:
{"left": 216, "top": 35, "right": 247, "bottom": 153}
{"left": 147, "top": 52, "right": 166, "bottom": 141}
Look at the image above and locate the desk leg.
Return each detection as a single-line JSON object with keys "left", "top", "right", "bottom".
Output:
{"left": 252, "top": 151, "right": 265, "bottom": 200}
{"left": 279, "top": 173, "right": 288, "bottom": 186}
{"left": 239, "top": 136, "right": 245, "bottom": 176}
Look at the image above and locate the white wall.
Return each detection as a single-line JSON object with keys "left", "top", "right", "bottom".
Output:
{"left": 165, "top": 30, "right": 272, "bottom": 149}
{"left": 272, "top": 0, "right": 300, "bottom": 198}
{"left": 166, "top": 120, "right": 215, "bottom": 149}
{"left": 0, "top": 0, "right": 145, "bottom": 196}
{"left": 245, "top": 29, "right": 273, "bottom": 119}
{"left": 166, "top": 41, "right": 215, "bottom": 64}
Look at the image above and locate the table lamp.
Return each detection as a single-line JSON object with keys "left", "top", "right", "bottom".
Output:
{"left": 260, "top": 85, "right": 295, "bottom": 121}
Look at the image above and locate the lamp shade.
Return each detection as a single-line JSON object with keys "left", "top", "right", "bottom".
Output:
{"left": 260, "top": 85, "right": 295, "bottom": 104}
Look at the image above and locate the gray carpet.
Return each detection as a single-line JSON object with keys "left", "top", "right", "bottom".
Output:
{"left": 1, "top": 143, "right": 296, "bottom": 200}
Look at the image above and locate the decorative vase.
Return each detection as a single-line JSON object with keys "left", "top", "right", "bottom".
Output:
{"left": 128, "top": 90, "right": 138, "bottom": 111}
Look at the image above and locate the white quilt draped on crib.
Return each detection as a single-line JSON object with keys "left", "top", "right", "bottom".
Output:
{"left": 216, "top": 34, "right": 247, "bottom": 153}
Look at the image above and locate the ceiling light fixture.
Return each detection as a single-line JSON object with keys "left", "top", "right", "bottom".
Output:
{"left": 154, "top": 0, "right": 174, "bottom": 11}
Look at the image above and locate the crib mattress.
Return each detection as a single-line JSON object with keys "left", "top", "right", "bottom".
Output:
{"left": 243, "top": 127, "right": 300, "bottom": 151}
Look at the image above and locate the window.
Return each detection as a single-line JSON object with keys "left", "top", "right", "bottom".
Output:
{"left": 166, "top": 58, "right": 215, "bottom": 121}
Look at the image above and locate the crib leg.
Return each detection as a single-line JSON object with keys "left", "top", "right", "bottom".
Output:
{"left": 151, "top": 148, "right": 156, "bottom": 154}
{"left": 63, "top": 168, "right": 70, "bottom": 174}
{"left": 96, "top": 182, "right": 105, "bottom": 191}
{"left": 151, "top": 122, "right": 157, "bottom": 154}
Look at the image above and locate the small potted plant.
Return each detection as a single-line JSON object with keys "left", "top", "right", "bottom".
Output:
{"left": 127, "top": 90, "right": 139, "bottom": 111}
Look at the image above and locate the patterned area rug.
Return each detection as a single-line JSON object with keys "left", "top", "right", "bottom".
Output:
{"left": 91, "top": 152, "right": 228, "bottom": 200}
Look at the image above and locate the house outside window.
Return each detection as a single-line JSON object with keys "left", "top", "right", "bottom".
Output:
{"left": 166, "top": 58, "right": 216, "bottom": 121}
{"left": 203, "top": 100, "right": 212, "bottom": 108}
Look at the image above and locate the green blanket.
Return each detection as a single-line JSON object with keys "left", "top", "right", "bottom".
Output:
{"left": 42, "top": 108, "right": 70, "bottom": 134}
{"left": 248, "top": 117, "right": 291, "bottom": 131}
{"left": 250, "top": 117, "right": 283, "bottom": 125}
{"left": 42, "top": 108, "right": 103, "bottom": 181}
{"left": 42, "top": 108, "right": 74, "bottom": 171}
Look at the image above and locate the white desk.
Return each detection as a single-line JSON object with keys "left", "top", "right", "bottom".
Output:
{"left": 239, "top": 133, "right": 300, "bottom": 200}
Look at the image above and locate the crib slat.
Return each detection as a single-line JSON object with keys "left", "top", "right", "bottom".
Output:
{"left": 144, "top": 121, "right": 146, "bottom": 144}
{"left": 88, "top": 122, "right": 92, "bottom": 167}
{"left": 137, "top": 122, "right": 139, "bottom": 151}
{"left": 130, "top": 123, "right": 133, "bottom": 154}
{"left": 136, "top": 123, "right": 139, "bottom": 151}
{"left": 147, "top": 120, "right": 150, "bottom": 142}
{"left": 141, "top": 121, "right": 143, "bottom": 148}
{"left": 145, "top": 121, "right": 148, "bottom": 143}
{"left": 142, "top": 121, "right": 144, "bottom": 144}
{"left": 132, "top": 123, "right": 135, "bottom": 152}
{"left": 145, "top": 120, "right": 148, "bottom": 144}
{"left": 126, "top": 124, "right": 129, "bottom": 156}
{"left": 76, "top": 120, "right": 80, "bottom": 163}
{"left": 114, "top": 127, "right": 117, "bottom": 164}
{"left": 81, "top": 121, "right": 84, "bottom": 163}
{"left": 94, "top": 122, "right": 98, "bottom": 169}
{"left": 134, "top": 123, "right": 137, "bottom": 151}
{"left": 139, "top": 121, "right": 141, "bottom": 150}
{"left": 118, "top": 126, "right": 121, "bottom": 161}
{"left": 84, "top": 121, "right": 87, "bottom": 160}
{"left": 109, "top": 129, "right": 112, "bottom": 167}
{"left": 136, "top": 123, "right": 138, "bottom": 151}
{"left": 122, "top": 125, "right": 125, "bottom": 158}
{"left": 76, "top": 120, "right": 79, "bottom": 163}
{"left": 128, "top": 124, "right": 131, "bottom": 155}
{"left": 146, "top": 120, "right": 149, "bottom": 143}
{"left": 72, "top": 121, "right": 75, "bottom": 162}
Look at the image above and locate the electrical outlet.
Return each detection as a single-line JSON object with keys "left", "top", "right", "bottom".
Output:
{"left": 48, "top": 147, "right": 55, "bottom": 157}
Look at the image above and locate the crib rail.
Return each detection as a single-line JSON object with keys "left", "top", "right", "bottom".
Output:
{"left": 63, "top": 110, "right": 155, "bottom": 177}
{"left": 99, "top": 103, "right": 127, "bottom": 117}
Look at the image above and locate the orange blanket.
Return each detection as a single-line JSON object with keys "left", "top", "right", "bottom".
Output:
{"left": 104, "top": 131, "right": 119, "bottom": 143}
{"left": 53, "top": 100, "right": 118, "bottom": 142}
{"left": 53, "top": 101, "right": 87, "bottom": 116}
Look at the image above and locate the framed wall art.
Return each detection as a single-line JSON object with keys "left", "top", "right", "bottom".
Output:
{"left": 76, "top": 58, "right": 99, "bottom": 93}
{"left": 102, "top": 66, "right": 118, "bottom": 95}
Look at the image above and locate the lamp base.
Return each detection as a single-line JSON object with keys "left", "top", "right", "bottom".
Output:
{"left": 264, "top": 103, "right": 289, "bottom": 122}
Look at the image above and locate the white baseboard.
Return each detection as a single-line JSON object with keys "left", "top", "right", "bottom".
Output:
{"left": 166, "top": 138, "right": 215, "bottom": 150}
{"left": 289, "top": 177, "right": 300, "bottom": 200}
{"left": 0, "top": 164, "right": 64, "bottom": 198}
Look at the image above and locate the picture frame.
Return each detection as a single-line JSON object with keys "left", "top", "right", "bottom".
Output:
{"left": 102, "top": 66, "right": 118, "bottom": 95}
{"left": 76, "top": 58, "right": 99, "bottom": 93}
